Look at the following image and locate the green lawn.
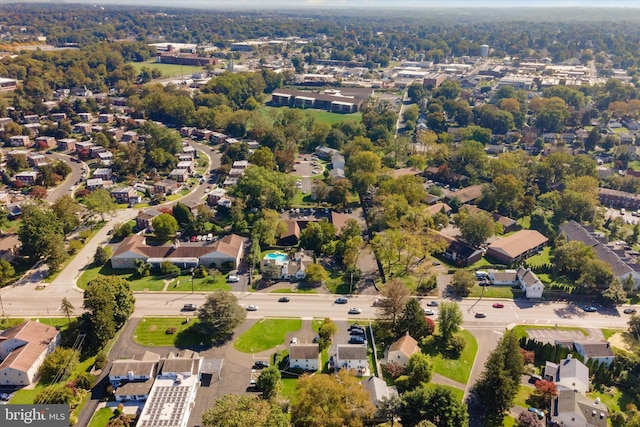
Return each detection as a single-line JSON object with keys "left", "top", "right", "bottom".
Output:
{"left": 270, "top": 288, "right": 318, "bottom": 294}
{"left": 513, "top": 384, "right": 534, "bottom": 408}
{"left": 128, "top": 60, "right": 204, "bottom": 78}
{"left": 169, "top": 275, "right": 231, "bottom": 292}
{"left": 261, "top": 106, "right": 362, "bottom": 126}
{"left": 133, "top": 317, "right": 203, "bottom": 347}
{"left": 587, "top": 388, "right": 635, "bottom": 413}
{"left": 290, "top": 190, "right": 314, "bottom": 207}
{"left": 88, "top": 408, "right": 115, "bottom": 427}
{"left": 425, "top": 330, "right": 478, "bottom": 385}
{"left": 602, "top": 328, "right": 625, "bottom": 341}
{"left": 468, "top": 285, "right": 523, "bottom": 299}
{"left": 526, "top": 246, "right": 552, "bottom": 267}
{"left": 234, "top": 318, "right": 302, "bottom": 353}
{"left": 324, "top": 272, "right": 352, "bottom": 294}
{"left": 281, "top": 377, "right": 298, "bottom": 399}
{"left": 510, "top": 325, "right": 588, "bottom": 341}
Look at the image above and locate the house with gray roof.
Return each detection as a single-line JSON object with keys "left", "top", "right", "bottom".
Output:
{"left": 573, "top": 342, "right": 614, "bottom": 367}
{"left": 289, "top": 344, "right": 320, "bottom": 371}
{"left": 361, "top": 376, "right": 398, "bottom": 417}
{"left": 543, "top": 355, "right": 589, "bottom": 394}
{"left": 336, "top": 344, "right": 369, "bottom": 376}
{"left": 551, "top": 388, "right": 608, "bottom": 427}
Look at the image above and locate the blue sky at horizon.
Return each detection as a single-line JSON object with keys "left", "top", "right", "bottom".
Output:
{"left": 6, "top": 0, "right": 640, "bottom": 8}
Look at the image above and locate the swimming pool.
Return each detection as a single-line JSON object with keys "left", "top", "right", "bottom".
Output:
{"left": 264, "top": 252, "right": 288, "bottom": 263}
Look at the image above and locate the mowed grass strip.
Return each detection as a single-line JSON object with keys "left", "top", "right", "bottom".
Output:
{"left": 429, "top": 330, "right": 478, "bottom": 385}
{"left": 234, "top": 318, "right": 302, "bottom": 353}
{"left": 88, "top": 407, "right": 115, "bottom": 427}
{"left": 133, "top": 317, "right": 199, "bottom": 347}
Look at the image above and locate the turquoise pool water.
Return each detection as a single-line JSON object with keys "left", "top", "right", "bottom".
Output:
{"left": 264, "top": 252, "right": 288, "bottom": 263}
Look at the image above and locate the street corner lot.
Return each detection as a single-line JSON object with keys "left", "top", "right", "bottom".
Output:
{"left": 525, "top": 328, "right": 588, "bottom": 345}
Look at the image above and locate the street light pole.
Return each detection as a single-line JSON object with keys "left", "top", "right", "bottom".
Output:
{"left": 191, "top": 269, "right": 195, "bottom": 294}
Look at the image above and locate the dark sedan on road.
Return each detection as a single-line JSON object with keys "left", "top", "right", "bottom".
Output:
{"left": 623, "top": 308, "right": 637, "bottom": 314}
{"left": 278, "top": 297, "right": 290, "bottom": 303}
{"left": 583, "top": 306, "right": 598, "bottom": 312}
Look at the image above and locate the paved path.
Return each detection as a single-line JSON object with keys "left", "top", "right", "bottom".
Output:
{"left": 431, "top": 372, "right": 467, "bottom": 390}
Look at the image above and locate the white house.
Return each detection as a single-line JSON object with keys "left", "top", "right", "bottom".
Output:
{"left": 260, "top": 250, "right": 314, "bottom": 281}
{"left": 544, "top": 355, "right": 589, "bottom": 394}
{"left": 488, "top": 267, "right": 544, "bottom": 299}
{"left": 0, "top": 321, "right": 60, "bottom": 385}
{"left": 336, "top": 344, "right": 369, "bottom": 376}
{"left": 386, "top": 334, "right": 419, "bottom": 368}
{"left": 573, "top": 342, "right": 614, "bottom": 367}
{"left": 289, "top": 344, "right": 320, "bottom": 371}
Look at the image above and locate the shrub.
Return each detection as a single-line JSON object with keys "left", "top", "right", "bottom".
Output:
{"left": 447, "top": 335, "right": 466, "bottom": 357}
{"left": 94, "top": 352, "right": 107, "bottom": 370}
{"left": 193, "top": 265, "right": 208, "bottom": 278}
{"left": 74, "top": 372, "right": 96, "bottom": 390}
{"left": 94, "top": 246, "right": 112, "bottom": 265}
{"left": 166, "top": 327, "right": 177, "bottom": 335}
{"left": 68, "top": 240, "right": 83, "bottom": 254}
{"left": 160, "top": 261, "right": 180, "bottom": 276}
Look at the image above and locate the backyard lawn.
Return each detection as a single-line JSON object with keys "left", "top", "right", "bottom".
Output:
{"left": 88, "top": 407, "right": 115, "bottom": 427}
{"left": 133, "top": 317, "right": 203, "bottom": 347}
{"left": 234, "top": 318, "right": 302, "bottom": 353}
{"left": 468, "top": 285, "right": 523, "bottom": 299}
{"left": 422, "top": 383, "right": 465, "bottom": 402}
{"left": 425, "top": 330, "right": 478, "bottom": 385}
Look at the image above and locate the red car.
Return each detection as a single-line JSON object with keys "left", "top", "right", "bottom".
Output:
{"left": 492, "top": 303, "right": 505, "bottom": 308}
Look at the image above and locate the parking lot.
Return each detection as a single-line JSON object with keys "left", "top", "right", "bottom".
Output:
{"left": 525, "top": 328, "right": 589, "bottom": 345}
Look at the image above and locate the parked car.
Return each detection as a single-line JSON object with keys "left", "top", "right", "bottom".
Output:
{"left": 335, "top": 297, "right": 348, "bottom": 304}
{"left": 427, "top": 300, "right": 439, "bottom": 307}
{"left": 190, "top": 235, "right": 197, "bottom": 242}
{"left": 348, "top": 307, "right": 362, "bottom": 315}
{"left": 278, "top": 297, "right": 290, "bottom": 303}
{"left": 349, "top": 328, "right": 365, "bottom": 336}
{"left": 182, "top": 304, "right": 197, "bottom": 311}
{"left": 247, "top": 305, "right": 259, "bottom": 311}
{"left": 424, "top": 308, "right": 436, "bottom": 316}
{"left": 623, "top": 308, "right": 637, "bottom": 314}
{"left": 312, "top": 335, "right": 320, "bottom": 343}
{"left": 583, "top": 306, "right": 598, "bottom": 312}
{"left": 227, "top": 275, "right": 239, "bottom": 283}
{"left": 492, "top": 303, "right": 505, "bottom": 308}
{"left": 528, "top": 407, "right": 544, "bottom": 420}
{"left": 252, "top": 361, "right": 269, "bottom": 369}
{"left": 349, "top": 336, "right": 366, "bottom": 344}
{"left": 290, "top": 337, "right": 298, "bottom": 344}
{"left": 528, "top": 374, "right": 542, "bottom": 384}
{"left": 475, "top": 312, "right": 487, "bottom": 318}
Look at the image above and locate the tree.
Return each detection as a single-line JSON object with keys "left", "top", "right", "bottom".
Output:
{"left": 602, "top": 278, "right": 627, "bottom": 304}
{"left": 172, "top": 202, "right": 195, "bottom": 229}
{"left": 94, "top": 246, "right": 112, "bottom": 266}
{"left": 256, "top": 366, "right": 281, "bottom": 400}
{"left": 377, "top": 394, "right": 402, "bottom": 427}
{"left": 135, "top": 259, "right": 151, "bottom": 277}
{"left": 254, "top": 209, "right": 286, "bottom": 246}
{"left": 472, "top": 330, "right": 523, "bottom": 426}
{"left": 82, "top": 275, "right": 135, "bottom": 350}
{"left": 152, "top": 213, "right": 178, "bottom": 241}
{"left": 396, "top": 298, "right": 431, "bottom": 340}
{"left": 0, "top": 260, "right": 15, "bottom": 286}
{"left": 399, "top": 385, "right": 469, "bottom": 427}
{"left": 404, "top": 352, "right": 433, "bottom": 391}
{"left": 60, "top": 297, "right": 74, "bottom": 328}
{"left": 533, "top": 379, "right": 558, "bottom": 409}
{"left": 458, "top": 210, "right": 495, "bottom": 248}
{"left": 451, "top": 270, "right": 475, "bottom": 297}
{"left": 378, "top": 279, "right": 410, "bottom": 328}
{"left": 517, "top": 411, "right": 543, "bottom": 427}
{"left": 39, "top": 347, "right": 79, "bottom": 382}
{"left": 250, "top": 147, "right": 277, "bottom": 170}
{"left": 84, "top": 188, "right": 116, "bottom": 221}
{"left": 305, "top": 263, "right": 328, "bottom": 287}
{"left": 628, "top": 315, "right": 640, "bottom": 340}
{"left": 438, "top": 302, "right": 463, "bottom": 343}
{"left": 318, "top": 317, "right": 338, "bottom": 351}
{"left": 299, "top": 220, "right": 336, "bottom": 253}
{"left": 197, "top": 291, "right": 246, "bottom": 342}
{"left": 51, "top": 195, "right": 81, "bottom": 237}
{"left": 202, "top": 394, "right": 288, "bottom": 427}
{"left": 290, "top": 370, "right": 375, "bottom": 427}
{"left": 18, "top": 203, "right": 64, "bottom": 264}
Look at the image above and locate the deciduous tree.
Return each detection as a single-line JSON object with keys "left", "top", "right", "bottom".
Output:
{"left": 399, "top": 385, "right": 469, "bottom": 427}
{"left": 438, "top": 302, "right": 463, "bottom": 343}
{"left": 197, "top": 291, "right": 246, "bottom": 342}
{"left": 256, "top": 366, "right": 281, "bottom": 400}
{"left": 152, "top": 213, "right": 179, "bottom": 241}
{"left": 378, "top": 279, "right": 410, "bottom": 328}
{"left": 202, "top": 394, "right": 288, "bottom": 427}
{"left": 304, "top": 263, "right": 328, "bottom": 287}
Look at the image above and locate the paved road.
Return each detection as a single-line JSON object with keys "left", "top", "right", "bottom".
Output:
{"left": 46, "top": 152, "right": 86, "bottom": 203}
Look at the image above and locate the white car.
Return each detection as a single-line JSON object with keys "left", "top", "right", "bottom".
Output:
{"left": 247, "top": 305, "right": 259, "bottom": 311}
{"left": 424, "top": 309, "right": 436, "bottom": 316}
{"left": 291, "top": 337, "right": 298, "bottom": 344}
{"left": 348, "top": 307, "right": 362, "bottom": 315}
{"left": 227, "top": 275, "right": 239, "bottom": 283}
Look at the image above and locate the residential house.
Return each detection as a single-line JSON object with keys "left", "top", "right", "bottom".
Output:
{"left": 110, "top": 234, "right": 244, "bottom": 270}
{"left": 573, "top": 342, "right": 614, "bottom": 367}
{"left": 485, "top": 144, "right": 507, "bottom": 155}
{"left": 180, "top": 127, "right": 195, "bottom": 138}
{"left": 0, "top": 235, "right": 20, "bottom": 262}
{"left": 289, "top": 344, "right": 320, "bottom": 371}
{"left": 437, "top": 232, "right": 483, "bottom": 267}
{"left": 260, "top": 250, "right": 314, "bottom": 280}
{"left": 9, "top": 135, "right": 32, "bottom": 148}
{"left": 0, "top": 320, "right": 61, "bottom": 385}
{"left": 486, "top": 230, "right": 548, "bottom": 265}
{"left": 109, "top": 354, "right": 159, "bottom": 400}
{"left": 77, "top": 112, "right": 92, "bottom": 122}
{"left": 121, "top": 131, "right": 138, "bottom": 143}
{"left": 176, "top": 161, "right": 195, "bottom": 174}
{"left": 488, "top": 267, "right": 545, "bottom": 298}
{"left": 551, "top": 388, "right": 608, "bottom": 427}
{"left": 619, "top": 132, "right": 634, "bottom": 145}
{"left": 211, "top": 132, "right": 228, "bottom": 144}
{"left": 57, "top": 138, "right": 76, "bottom": 151}
{"left": 386, "top": 334, "right": 419, "bottom": 367}
{"left": 426, "top": 202, "right": 452, "bottom": 216}
{"left": 106, "top": 128, "right": 123, "bottom": 141}
{"left": 34, "top": 136, "right": 56, "bottom": 149}
{"left": 86, "top": 178, "right": 105, "bottom": 191}
{"left": 207, "top": 188, "right": 228, "bottom": 206}
{"left": 544, "top": 355, "right": 589, "bottom": 394}
{"left": 97, "top": 151, "right": 113, "bottom": 166}
{"left": 362, "top": 376, "right": 398, "bottom": 420}
{"left": 336, "top": 345, "right": 369, "bottom": 376}
{"left": 425, "top": 193, "right": 442, "bottom": 205}
{"left": 14, "top": 171, "right": 38, "bottom": 186}
{"left": 98, "top": 113, "right": 114, "bottom": 124}
{"left": 276, "top": 220, "right": 300, "bottom": 247}
{"left": 75, "top": 141, "right": 95, "bottom": 154}
{"left": 93, "top": 168, "right": 112, "bottom": 181}
{"left": 73, "top": 123, "right": 92, "bottom": 135}
{"left": 0, "top": 78, "right": 17, "bottom": 92}
{"left": 315, "top": 145, "right": 340, "bottom": 160}
{"left": 26, "top": 154, "right": 47, "bottom": 168}
{"left": 559, "top": 221, "right": 640, "bottom": 286}
{"left": 562, "top": 132, "right": 576, "bottom": 145}
{"left": 23, "top": 115, "right": 39, "bottom": 125}
{"left": 445, "top": 184, "right": 484, "bottom": 205}
{"left": 111, "top": 187, "right": 139, "bottom": 204}
{"left": 598, "top": 187, "right": 640, "bottom": 209}
{"left": 424, "top": 167, "right": 470, "bottom": 188}
{"left": 50, "top": 113, "right": 67, "bottom": 122}
{"left": 192, "top": 129, "right": 212, "bottom": 140}
{"left": 169, "top": 169, "right": 189, "bottom": 183}
{"left": 177, "top": 154, "right": 193, "bottom": 163}
{"left": 153, "top": 179, "right": 179, "bottom": 196}
{"left": 136, "top": 208, "right": 163, "bottom": 230}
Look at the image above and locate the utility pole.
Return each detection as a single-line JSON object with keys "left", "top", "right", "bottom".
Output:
{"left": 191, "top": 268, "right": 195, "bottom": 294}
